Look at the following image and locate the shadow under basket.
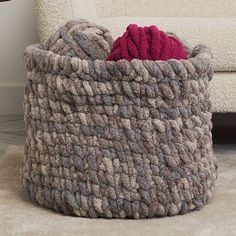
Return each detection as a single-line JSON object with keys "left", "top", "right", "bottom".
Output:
{"left": 22, "top": 44, "right": 218, "bottom": 219}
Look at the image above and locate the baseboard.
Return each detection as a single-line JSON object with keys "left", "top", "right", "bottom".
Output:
{"left": 0, "top": 84, "right": 25, "bottom": 115}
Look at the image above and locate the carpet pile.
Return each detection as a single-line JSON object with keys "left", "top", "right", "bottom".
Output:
{"left": 0, "top": 145, "right": 235, "bottom": 236}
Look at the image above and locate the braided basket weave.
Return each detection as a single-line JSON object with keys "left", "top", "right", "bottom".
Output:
{"left": 22, "top": 43, "right": 217, "bottom": 218}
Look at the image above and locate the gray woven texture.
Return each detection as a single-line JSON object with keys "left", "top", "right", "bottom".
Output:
{"left": 45, "top": 19, "right": 114, "bottom": 60}
{"left": 22, "top": 43, "right": 217, "bottom": 218}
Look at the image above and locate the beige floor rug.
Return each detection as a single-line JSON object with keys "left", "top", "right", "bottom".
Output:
{"left": 0, "top": 145, "right": 235, "bottom": 236}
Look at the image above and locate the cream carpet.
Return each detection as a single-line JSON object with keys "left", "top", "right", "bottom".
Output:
{"left": 0, "top": 145, "right": 236, "bottom": 236}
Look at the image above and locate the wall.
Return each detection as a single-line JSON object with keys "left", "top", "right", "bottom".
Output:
{"left": 0, "top": 0, "right": 38, "bottom": 115}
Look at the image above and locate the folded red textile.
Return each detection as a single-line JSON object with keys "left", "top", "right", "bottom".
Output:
{"left": 106, "top": 24, "right": 187, "bottom": 61}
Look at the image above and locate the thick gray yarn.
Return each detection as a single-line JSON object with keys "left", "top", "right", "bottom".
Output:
{"left": 22, "top": 42, "right": 217, "bottom": 218}
{"left": 45, "top": 19, "right": 114, "bottom": 60}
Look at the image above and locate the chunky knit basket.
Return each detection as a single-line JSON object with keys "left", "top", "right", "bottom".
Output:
{"left": 22, "top": 43, "right": 217, "bottom": 219}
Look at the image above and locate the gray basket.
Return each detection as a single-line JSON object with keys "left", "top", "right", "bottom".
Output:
{"left": 22, "top": 44, "right": 218, "bottom": 218}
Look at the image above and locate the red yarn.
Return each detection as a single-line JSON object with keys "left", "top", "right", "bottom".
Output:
{"left": 106, "top": 24, "right": 187, "bottom": 61}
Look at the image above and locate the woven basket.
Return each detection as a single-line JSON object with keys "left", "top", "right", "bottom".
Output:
{"left": 22, "top": 43, "right": 218, "bottom": 218}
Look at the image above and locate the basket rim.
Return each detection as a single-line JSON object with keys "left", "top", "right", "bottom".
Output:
{"left": 24, "top": 43, "right": 213, "bottom": 82}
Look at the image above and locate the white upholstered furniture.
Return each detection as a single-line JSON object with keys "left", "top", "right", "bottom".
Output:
{"left": 35, "top": 0, "right": 236, "bottom": 113}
